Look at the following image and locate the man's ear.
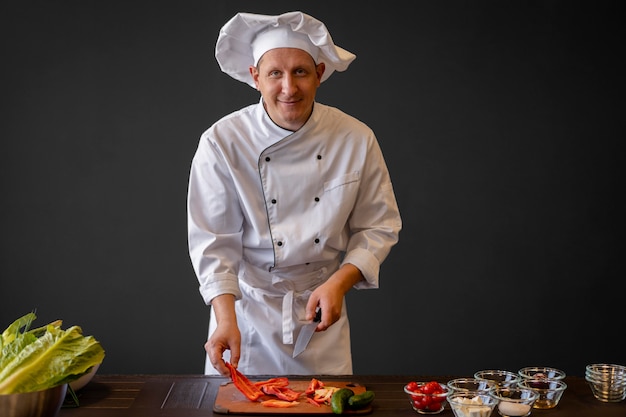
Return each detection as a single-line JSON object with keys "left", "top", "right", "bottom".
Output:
{"left": 249, "top": 66, "right": 259, "bottom": 89}
{"left": 316, "top": 62, "right": 326, "bottom": 82}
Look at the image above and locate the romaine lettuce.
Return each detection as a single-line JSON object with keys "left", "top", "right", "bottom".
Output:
{"left": 0, "top": 313, "right": 105, "bottom": 394}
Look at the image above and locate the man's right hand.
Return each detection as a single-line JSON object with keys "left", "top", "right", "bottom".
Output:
{"left": 206, "top": 294, "right": 241, "bottom": 376}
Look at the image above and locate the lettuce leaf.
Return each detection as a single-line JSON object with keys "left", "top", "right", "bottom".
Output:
{"left": 0, "top": 313, "right": 105, "bottom": 394}
{"left": 0, "top": 312, "right": 37, "bottom": 347}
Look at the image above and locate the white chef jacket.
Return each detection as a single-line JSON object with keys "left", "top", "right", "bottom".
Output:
{"left": 187, "top": 98, "right": 401, "bottom": 375}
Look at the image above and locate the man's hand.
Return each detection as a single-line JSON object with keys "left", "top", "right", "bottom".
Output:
{"left": 206, "top": 294, "right": 241, "bottom": 376}
{"left": 305, "top": 263, "right": 363, "bottom": 331}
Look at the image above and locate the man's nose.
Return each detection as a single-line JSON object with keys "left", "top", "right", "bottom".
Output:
{"left": 282, "top": 75, "right": 297, "bottom": 94}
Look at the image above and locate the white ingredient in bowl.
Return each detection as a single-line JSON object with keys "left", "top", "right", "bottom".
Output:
{"left": 450, "top": 396, "right": 492, "bottom": 417}
{"left": 498, "top": 401, "right": 531, "bottom": 416}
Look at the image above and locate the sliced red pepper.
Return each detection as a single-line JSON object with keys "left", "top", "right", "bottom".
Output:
{"left": 313, "top": 392, "right": 329, "bottom": 404}
{"left": 254, "top": 377, "right": 290, "bottom": 388}
{"left": 260, "top": 399, "right": 299, "bottom": 408}
{"left": 305, "top": 377, "right": 324, "bottom": 395}
{"left": 261, "top": 384, "right": 301, "bottom": 401}
{"left": 306, "top": 397, "right": 322, "bottom": 407}
{"left": 225, "top": 362, "right": 263, "bottom": 401}
{"left": 312, "top": 387, "right": 339, "bottom": 404}
{"left": 279, "top": 388, "right": 301, "bottom": 402}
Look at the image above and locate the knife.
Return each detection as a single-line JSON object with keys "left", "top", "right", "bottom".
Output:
{"left": 292, "top": 308, "right": 321, "bottom": 358}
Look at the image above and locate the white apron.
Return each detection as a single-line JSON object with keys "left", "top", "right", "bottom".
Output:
{"left": 204, "top": 258, "right": 352, "bottom": 376}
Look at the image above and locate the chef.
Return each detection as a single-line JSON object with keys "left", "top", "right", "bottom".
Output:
{"left": 187, "top": 11, "right": 402, "bottom": 376}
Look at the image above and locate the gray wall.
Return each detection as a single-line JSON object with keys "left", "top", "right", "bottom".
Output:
{"left": 1, "top": 1, "right": 623, "bottom": 377}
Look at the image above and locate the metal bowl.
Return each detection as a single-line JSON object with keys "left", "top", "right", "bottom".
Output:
{"left": 0, "top": 384, "right": 67, "bottom": 417}
{"left": 70, "top": 363, "right": 100, "bottom": 391}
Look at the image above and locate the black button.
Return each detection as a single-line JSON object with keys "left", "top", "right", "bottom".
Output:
{"left": 277, "top": 241, "right": 283, "bottom": 246}
{"left": 265, "top": 156, "right": 271, "bottom": 162}
{"left": 314, "top": 238, "right": 320, "bottom": 244}
{"left": 317, "top": 155, "right": 322, "bottom": 160}
{"left": 271, "top": 199, "right": 277, "bottom": 204}
{"left": 314, "top": 197, "right": 320, "bottom": 202}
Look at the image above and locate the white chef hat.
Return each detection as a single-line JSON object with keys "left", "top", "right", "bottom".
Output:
{"left": 215, "top": 11, "right": 356, "bottom": 88}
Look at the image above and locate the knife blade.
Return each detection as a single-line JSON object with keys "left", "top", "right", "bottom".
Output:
{"left": 292, "top": 308, "right": 321, "bottom": 358}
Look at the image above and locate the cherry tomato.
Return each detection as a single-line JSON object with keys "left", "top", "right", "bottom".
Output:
{"left": 406, "top": 381, "right": 419, "bottom": 392}
{"left": 420, "top": 395, "right": 432, "bottom": 407}
{"left": 422, "top": 383, "right": 434, "bottom": 394}
{"left": 427, "top": 402, "right": 443, "bottom": 411}
{"left": 406, "top": 380, "right": 448, "bottom": 411}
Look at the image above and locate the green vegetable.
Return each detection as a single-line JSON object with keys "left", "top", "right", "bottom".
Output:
{"left": 0, "top": 312, "right": 105, "bottom": 394}
{"left": 331, "top": 387, "right": 355, "bottom": 414}
{"left": 348, "top": 390, "right": 375, "bottom": 409}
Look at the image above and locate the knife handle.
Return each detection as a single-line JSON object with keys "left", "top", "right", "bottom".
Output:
{"left": 314, "top": 308, "right": 322, "bottom": 322}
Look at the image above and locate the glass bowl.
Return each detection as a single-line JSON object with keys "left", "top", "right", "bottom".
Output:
{"left": 474, "top": 370, "right": 521, "bottom": 388}
{"left": 518, "top": 366, "right": 565, "bottom": 381}
{"left": 404, "top": 381, "right": 450, "bottom": 414}
{"left": 585, "top": 363, "right": 626, "bottom": 402}
{"left": 447, "top": 378, "right": 495, "bottom": 394}
{"left": 585, "top": 363, "right": 626, "bottom": 381}
{"left": 518, "top": 378, "right": 567, "bottom": 409}
{"left": 489, "top": 387, "right": 539, "bottom": 417}
{"left": 447, "top": 391, "right": 498, "bottom": 417}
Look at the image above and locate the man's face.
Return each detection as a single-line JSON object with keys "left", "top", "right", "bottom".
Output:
{"left": 250, "top": 48, "right": 325, "bottom": 131}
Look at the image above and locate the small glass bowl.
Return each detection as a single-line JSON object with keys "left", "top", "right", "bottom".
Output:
{"left": 447, "top": 391, "right": 498, "bottom": 417}
{"left": 489, "top": 387, "right": 539, "bottom": 417}
{"left": 518, "top": 378, "right": 567, "bottom": 409}
{"left": 474, "top": 370, "right": 521, "bottom": 388}
{"left": 518, "top": 366, "right": 566, "bottom": 381}
{"left": 585, "top": 363, "right": 626, "bottom": 381}
{"left": 404, "top": 382, "right": 450, "bottom": 414}
{"left": 447, "top": 378, "right": 495, "bottom": 394}
{"left": 585, "top": 363, "right": 626, "bottom": 402}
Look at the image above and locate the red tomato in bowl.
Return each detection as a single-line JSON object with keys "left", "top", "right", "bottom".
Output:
{"left": 405, "top": 380, "right": 447, "bottom": 413}
{"left": 406, "top": 381, "right": 419, "bottom": 392}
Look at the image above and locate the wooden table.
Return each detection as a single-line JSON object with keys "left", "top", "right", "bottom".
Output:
{"left": 59, "top": 374, "right": 625, "bottom": 416}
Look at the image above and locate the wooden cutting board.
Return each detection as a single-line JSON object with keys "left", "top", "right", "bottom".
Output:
{"left": 213, "top": 379, "right": 372, "bottom": 414}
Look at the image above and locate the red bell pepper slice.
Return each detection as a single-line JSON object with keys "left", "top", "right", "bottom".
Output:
{"left": 312, "top": 387, "right": 339, "bottom": 404}
{"left": 261, "top": 399, "right": 299, "bottom": 408}
{"left": 261, "top": 384, "right": 301, "bottom": 401}
{"left": 254, "top": 377, "right": 290, "bottom": 388}
{"left": 305, "top": 377, "right": 324, "bottom": 395}
{"left": 306, "top": 397, "right": 322, "bottom": 407}
{"left": 225, "top": 362, "right": 263, "bottom": 401}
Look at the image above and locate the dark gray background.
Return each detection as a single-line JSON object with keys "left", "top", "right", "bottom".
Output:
{"left": 1, "top": 1, "right": 623, "bottom": 377}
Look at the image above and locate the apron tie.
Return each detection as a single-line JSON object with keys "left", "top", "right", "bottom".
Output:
{"left": 243, "top": 261, "right": 334, "bottom": 345}
{"left": 278, "top": 266, "right": 328, "bottom": 344}
{"left": 281, "top": 289, "right": 295, "bottom": 344}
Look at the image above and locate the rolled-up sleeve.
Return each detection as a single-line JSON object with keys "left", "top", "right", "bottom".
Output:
{"left": 187, "top": 131, "right": 244, "bottom": 305}
{"left": 340, "top": 136, "right": 402, "bottom": 289}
